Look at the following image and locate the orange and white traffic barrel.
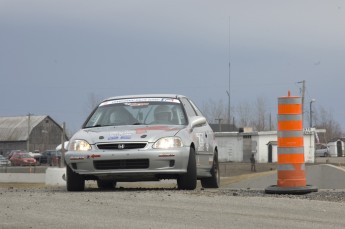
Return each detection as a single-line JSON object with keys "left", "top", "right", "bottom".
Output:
{"left": 265, "top": 91, "right": 317, "bottom": 194}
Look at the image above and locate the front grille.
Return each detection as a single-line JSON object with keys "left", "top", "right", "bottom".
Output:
{"left": 96, "top": 143, "right": 147, "bottom": 150}
{"left": 94, "top": 159, "right": 149, "bottom": 170}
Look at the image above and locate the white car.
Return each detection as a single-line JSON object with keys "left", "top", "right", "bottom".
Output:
{"left": 0, "top": 155, "right": 11, "bottom": 166}
{"left": 65, "top": 94, "right": 220, "bottom": 191}
{"left": 315, "top": 143, "right": 330, "bottom": 157}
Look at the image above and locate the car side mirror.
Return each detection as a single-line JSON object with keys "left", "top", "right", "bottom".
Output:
{"left": 189, "top": 116, "right": 207, "bottom": 129}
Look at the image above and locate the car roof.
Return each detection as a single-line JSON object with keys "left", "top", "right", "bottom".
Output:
{"left": 103, "top": 94, "right": 187, "bottom": 102}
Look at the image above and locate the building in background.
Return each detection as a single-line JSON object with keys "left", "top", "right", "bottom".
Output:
{"left": 0, "top": 115, "right": 68, "bottom": 155}
{"left": 215, "top": 128, "right": 318, "bottom": 163}
{"left": 327, "top": 138, "right": 345, "bottom": 157}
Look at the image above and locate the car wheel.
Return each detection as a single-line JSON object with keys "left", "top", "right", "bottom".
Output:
{"left": 201, "top": 151, "right": 220, "bottom": 188}
{"left": 177, "top": 148, "right": 197, "bottom": 190}
{"left": 97, "top": 180, "right": 116, "bottom": 190}
{"left": 66, "top": 165, "right": 85, "bottom": 191}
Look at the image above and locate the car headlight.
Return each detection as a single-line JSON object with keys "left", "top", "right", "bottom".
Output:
{"left": 69, "top": 140, "right": 92, "bottom": 151}
{"left": 153, "top": 137, "right": 183, "bottom": 149}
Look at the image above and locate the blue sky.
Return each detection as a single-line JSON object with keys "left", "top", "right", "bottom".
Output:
{"left": 1, "top": 0, "right": 344, "bottom": 134}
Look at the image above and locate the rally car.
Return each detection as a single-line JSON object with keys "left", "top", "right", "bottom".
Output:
{"left": 65, "top": 94, "right": 219, "bottom": 191}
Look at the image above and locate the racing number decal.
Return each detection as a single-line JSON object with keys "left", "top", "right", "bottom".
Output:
{"left": 196, "top": 133, "right": 207, "bottom": 152}
{"left": 205, "top": 132, "right": 210, "bottom": 152}
{"left": 196, "top": 133, "right": 204, "bottom": 151}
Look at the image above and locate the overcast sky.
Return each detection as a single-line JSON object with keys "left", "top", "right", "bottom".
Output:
{"left": 1, "top": 0, "right": 344, "bottom": 134}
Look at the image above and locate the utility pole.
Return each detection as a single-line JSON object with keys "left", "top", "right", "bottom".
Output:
{"left": 215, "top": 118, "right": 223, "bottom": 132}
{"left": 227, "top": 16, "right": 231, "bottom": 126}
{"left": 298, "top": 80, "right": 305, "bottom": 123}
{"left": 60, "top": 122, "right": 66, "bottom": 168}
{"left": 310, "top": 99, "right": 316, "bottom": 128}
{"left": 226, "top": 90, "right": 230, "bottom": 125}
{"left": 269, "top": 112, "right": 272, "bottom": 131}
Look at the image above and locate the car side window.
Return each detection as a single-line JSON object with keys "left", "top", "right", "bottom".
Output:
{"left": 188, "top": 99, "right": 204, "bottom": 117}
{"left": 180, "top": 98, "right": 197, "bottom": 116}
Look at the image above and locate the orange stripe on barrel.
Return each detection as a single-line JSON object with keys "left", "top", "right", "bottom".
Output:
{"left": 278, "top": 104, "right": 302, "bottom": 114}
{"left": 278, "top": 120, "right": 303, "bottom": 131}
{"left": 278, "top": 154, "right": 305, "bottom": 164}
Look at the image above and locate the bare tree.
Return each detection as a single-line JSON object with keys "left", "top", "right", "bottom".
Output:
{"left": 202, "top": 96, "right": 272, "bottom": 131}
{"left": 253, "top": 96, "right": 267, "bottom": 131}
{"left": 84, "top": 93, "right": 104, "bottom": 114}
{"left": 201, "top": 99, "right": 227, "bottom": 124}
{"left": 314, "top": 106, "right": 343, "bottom": 142}
{"left": 201, "top": 96, "right": 342, "bottom": 138}
{"left": 235, "top": 101, "right": 252, "bottom": 128}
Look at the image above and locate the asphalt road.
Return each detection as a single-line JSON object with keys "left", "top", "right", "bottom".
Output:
{"left": 1, "top": 160, "right": 345, "bottom": 229}
{"left": 1, "top": 186, "right": 345, "bottom": 229}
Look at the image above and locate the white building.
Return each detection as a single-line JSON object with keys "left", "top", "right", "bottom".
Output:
{"left": 215, "top": 128, "right": 316, "bottom": 163}
{"left": 327, "top": 139, "right": 345, "bottom": 157}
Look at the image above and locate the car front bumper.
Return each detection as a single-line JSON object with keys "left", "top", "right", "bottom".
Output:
{"left": 65, "top": 146, "right": 190, "bottom": 180}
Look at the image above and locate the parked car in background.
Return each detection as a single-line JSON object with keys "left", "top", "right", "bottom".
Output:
{"left": 51, "top": 151, "right": 62, "bottom": 166}
{"left": 315, "top": 143, "right": 330, "bottom": 157}
{"left": 65, "top": 94, "right": 219, "bottom": 191}
{"left": 6, "top": 150, "right": 25, "bottom": 160}
{"left": 9, "top": 153, "right": 37, "bottom": 166}
{"left": 29, "top": 151, "right": 42, "bottom": 165}
{"left": 40, "top": 150, "right": 62, "bottom": 166}
{"left": 0, "top": 155, "right": 11, "bottom": 166}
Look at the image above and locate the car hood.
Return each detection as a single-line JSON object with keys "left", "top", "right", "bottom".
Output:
{"left": 72, "top": 125, "right": 184, "bottom": 144}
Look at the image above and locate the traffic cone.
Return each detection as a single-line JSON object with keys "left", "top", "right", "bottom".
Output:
{"left": 265, "top": 91, "right": 317, "bottom": 194}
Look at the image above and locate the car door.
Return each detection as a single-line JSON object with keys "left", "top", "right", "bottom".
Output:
{"left": 189, "top": 99, "right": 216, "bottom": 156}
{"left": 180, "top": 98, "right": 211, "bottom": 169}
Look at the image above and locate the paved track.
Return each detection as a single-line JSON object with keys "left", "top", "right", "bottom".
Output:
{"left": 1, "top": 162, "right": 345, "bottom": 228}
{"left": 1, "top": 186, "right": 345, "bottom": 229}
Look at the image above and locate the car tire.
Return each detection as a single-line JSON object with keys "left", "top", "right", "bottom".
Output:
{"left": 66, "top": 165, "right": 85, "bottom": 191}
{"left": 97, "top": 180, "right": 116, "bottom": 190}
{"left": 201, "top": 151, "right": 220, "bottom": 188}
{"left": 177, "top": 148, "right": 197, "bottom": 190}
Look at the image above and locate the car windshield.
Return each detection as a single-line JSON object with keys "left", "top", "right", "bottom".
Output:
{"left": 84, "top": 98, "right": 188, "bottom": 128}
